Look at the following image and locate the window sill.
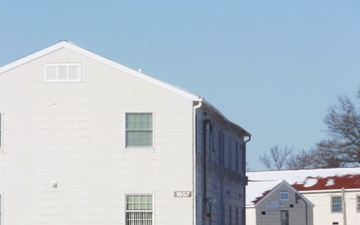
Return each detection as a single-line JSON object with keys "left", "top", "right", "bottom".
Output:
{"left": 124, "top": 147, "right": 155, "bottom": 151}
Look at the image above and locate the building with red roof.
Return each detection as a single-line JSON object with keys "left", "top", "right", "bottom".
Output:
{"left": 247, "top": 167, "right": 360, "bottom": 225}
{"left": 246, "top": 180, "right": 314, "bottom": 225}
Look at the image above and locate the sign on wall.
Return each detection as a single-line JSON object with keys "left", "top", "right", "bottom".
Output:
{"left": 174, "top": 191, "right": 192, "bottom": 198}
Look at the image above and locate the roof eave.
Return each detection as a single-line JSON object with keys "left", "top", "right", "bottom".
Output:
{"left": 252, "top": 180, "right": 314, "bottom": 207}
{"left": 201, "top": 99, "right": 251, "bottom": 137}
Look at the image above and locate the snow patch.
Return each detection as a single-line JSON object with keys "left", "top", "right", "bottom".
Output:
{"left": 246, "top": 180, "right": 283, "bottom": 205}
{"left": 325, "top": 178, "right": 335, "bottom": 186}
{"left": 303, "top": 178, "right": 318, "bottom": 187}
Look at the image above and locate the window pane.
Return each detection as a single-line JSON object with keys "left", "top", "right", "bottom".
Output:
{"left": 58, "top": 65, "right": 68, "bottom": 79}
{"left": 46, "top": 65, "right": 57, "bottom": 80}
{"left": 68, "top": 65, "right": 80, "bottom": 80}
{"left": 147, "top": 195, "right": 153, "bottom": 209}
{"left": 126, "top": 113, "right": 152, "bottom": 129}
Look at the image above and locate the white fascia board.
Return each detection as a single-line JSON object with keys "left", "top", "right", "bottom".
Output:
{"left": 255, "top": 180, "right": 314, "bottom": 207}
{"left": 63, "top": 42, "right": 201, "bottom": 101}
{"left": 0, "top": 41, "right": 67, "bottom": 74}
{"left": 253, "top": 180, "right": 283, "bottom": 207}
{"left": 300, "top": 188, "right": 360, "bottom": 195}
{"left": 0, "top": 40, "right": 201, "bottom": 102}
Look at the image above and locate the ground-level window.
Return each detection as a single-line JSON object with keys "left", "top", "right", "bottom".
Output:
{"left": 126, "top": 113, "right": 153, "bottom": 148}
{"left": 280, "top": 192, "right": 289, "bottom": 201}
{"left": 126, "top": 194, "right": 153, "bottom": 225}
{"left": 331, "top": 196, "right": 342, "bottom": 212}
{"left": 357, "top": 195, "right": 360, "bottom": 212}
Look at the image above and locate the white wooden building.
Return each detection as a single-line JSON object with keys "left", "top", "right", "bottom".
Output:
{"left": 0, "top": 41, "right": 251, "bottom": 225}
{"left": 247, "top": 167, "right": 360, "bottom": 225}
{"left": 246, "top": 180, "right": 314, "bottom": 225}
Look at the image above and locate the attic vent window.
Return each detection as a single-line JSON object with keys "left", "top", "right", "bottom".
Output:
{"left": 45, "top": 63, "right": 81, "bottom": 82}
{"left": 280, "top": 192, "right": 289, "bottom": 201}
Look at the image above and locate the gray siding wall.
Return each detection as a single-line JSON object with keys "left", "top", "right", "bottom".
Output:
{"left": 195, "top": 109, "right": 247, "bottom": 225}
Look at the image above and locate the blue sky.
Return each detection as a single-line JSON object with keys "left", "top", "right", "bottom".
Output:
{"left": 1, "top": 1, "right": 360, "bottom": 170}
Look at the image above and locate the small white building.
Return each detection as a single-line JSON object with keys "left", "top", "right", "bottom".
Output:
{"left": 247, "top": 167, "right": 360, "bottom": 225}
{"left": 246, "top": 180, "right": 314, "bottom": 225}
{"left": 0, "top": 41, "right": 251, "bottom": 225}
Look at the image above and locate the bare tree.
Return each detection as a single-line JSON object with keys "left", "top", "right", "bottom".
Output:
{"left": 258, "top": 88, "right": 360, "bottom": 171}
{"left": 315, "top": 89, "right": 360, "bottom": 167}
{"left": 258, "top": 152, "right": 272, "bottom": 170}
{"left": 259, "top": 145, "right": 293, "bottom": 170}
{"left": 286, "top": 149, "right": 317, "bottom": 169}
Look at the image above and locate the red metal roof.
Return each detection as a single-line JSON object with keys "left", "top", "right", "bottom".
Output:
{"left": 247, "top": 168, "right": 360, "bottom": 206}
{"left": 292, "top": 174, "right": 360, "bottom": 191}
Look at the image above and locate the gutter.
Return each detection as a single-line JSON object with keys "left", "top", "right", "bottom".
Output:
{"left": 299, "top": 188, "right": 360, "bottom": 194}
{"left": 242, "top": 135, "right": 251, "bottom": 225}
{"left": 296, "top": 193, "right": 309, "bottom": 225}
{"left": 192, "top": 99, "right": 203, "bottom": 225}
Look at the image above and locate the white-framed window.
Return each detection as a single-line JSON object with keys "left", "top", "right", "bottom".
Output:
{"left": 357, "top": 195, "right": 360, "bottom": 212}
{"left": 280, "top": 192, "right": 289, "bottom": 201}
{"left": 331, "top": 196, "right": 342, "bottom": 213}
{"left": 125, "top": 113, "right": 153, "bottom": 148}
{"left": 125, "top": 194, "right": 153, "bottom": 225}
{"left": 44, "top": 63, "right": 81, "bottom": 82}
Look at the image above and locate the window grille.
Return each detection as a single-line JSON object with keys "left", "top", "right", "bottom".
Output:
{"left": 126, "top": 113, "right": 153, "bottom": 147}
{"left": 331, "top": 196, "right": 342, "bottom": 212}
{"left": 45, "top": 63, "right": 81, "bottom": 82}
{"left": 126, "top": 194, "right": 153, "bottom": 225}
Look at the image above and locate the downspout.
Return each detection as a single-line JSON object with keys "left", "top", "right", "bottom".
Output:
{"left": 305, "top": 199, "right": 308, "bottom": 225}
{"left": 202, "top": 119, "right": 212, "bottom": 220}
{"left": 244, "top": 135, "right": 251, "bottom": 144}
{"left": 342, "top": 188, "right": 347, "bottom": 225}
{"left": 193, "top": 99, "right": 202, "bottom": 225}
{"left": 242, "top": 135, "right": 251, "bottom": 225}
{"left": 243, "top": 136, "right": 251, "bottom": 173}
{"left": 296, "top": 194, "right": 308, "bottom": 225}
